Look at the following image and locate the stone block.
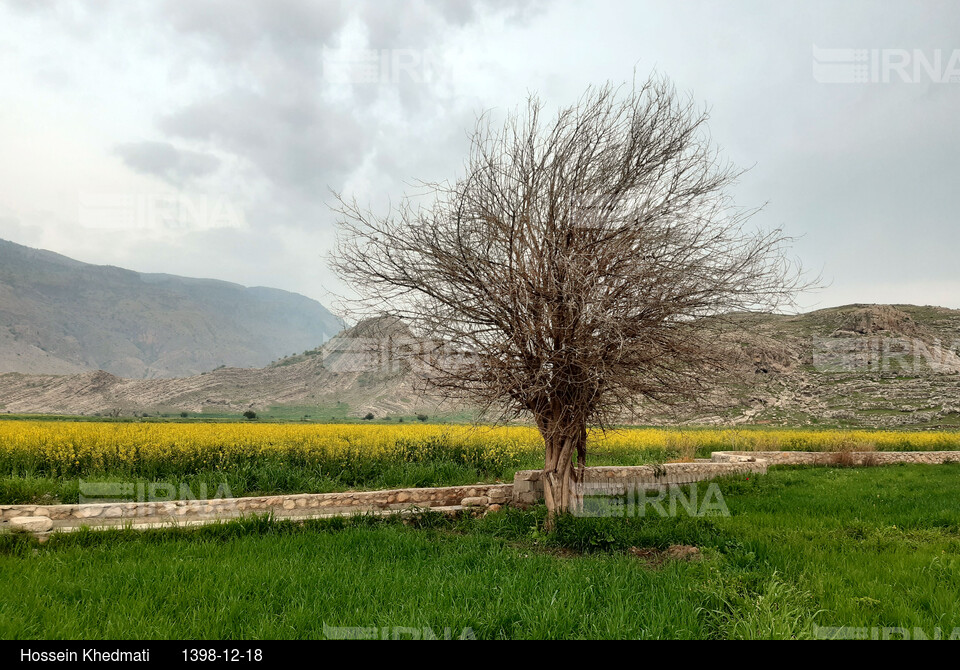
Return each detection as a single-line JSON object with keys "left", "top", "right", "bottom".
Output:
{"left": 9, "top": 516, "right": 53, "bottom": 533}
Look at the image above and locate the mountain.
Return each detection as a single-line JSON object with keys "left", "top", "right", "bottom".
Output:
{"left": 0, "top": 239, "right": 343, "bottom": 378}
{"left": 0, "top": 316, "right": 435, "bottom": 417}
{"left": 2, "top": 305, "right": 960, "bottom": 429}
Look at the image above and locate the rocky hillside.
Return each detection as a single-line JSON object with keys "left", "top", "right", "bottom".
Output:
{"left": 0, "top": 317, "right": 435, "bottom": 417}
{"left": 677, "top": 304, "right": 960, "bottom": 429}
{"left": 0, "top": 239, "right": 343, "bottom": 378}
{"left": 1, "top": 304, "right": 959, "bottom": 428}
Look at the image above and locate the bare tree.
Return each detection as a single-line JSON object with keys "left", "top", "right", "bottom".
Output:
{"left": 331, "top": 75, "right": 806, "bottom": 523}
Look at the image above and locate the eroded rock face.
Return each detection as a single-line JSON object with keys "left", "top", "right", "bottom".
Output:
{"left": 832, "top": 305, "right": 922, "bottom": 338}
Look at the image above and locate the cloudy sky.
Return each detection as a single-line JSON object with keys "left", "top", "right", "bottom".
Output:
{"left": 1, "top": 0, "right": 958, "bottom": 312}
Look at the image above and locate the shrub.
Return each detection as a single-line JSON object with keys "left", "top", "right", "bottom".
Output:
{"left": 243, "top": 410, "right": 257, "bottom": 420}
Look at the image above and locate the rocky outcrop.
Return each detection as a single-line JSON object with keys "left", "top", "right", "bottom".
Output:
{"left": 3, "top": 302, "right": 960, "bottom": 427}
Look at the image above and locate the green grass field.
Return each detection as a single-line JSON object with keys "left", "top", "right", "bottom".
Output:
{"left": 3, "top": 464, "right": 960, "bottom": 639}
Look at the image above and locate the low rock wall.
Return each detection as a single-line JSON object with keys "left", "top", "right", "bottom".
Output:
{"left": 1, "top": 483, "right": 514, "bottom": 533}
{"left": 511, "top": 460, "right": 768, "bottom": 506}
{"left": 711, "top": 450, "right": 960, "bottom": 467}
{"left": 4, "top": 450, "right": 957, "bottom": 534}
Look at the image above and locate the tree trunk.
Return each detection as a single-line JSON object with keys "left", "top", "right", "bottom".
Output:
{"left": 540, "top": 420, "right": 587, "bottom": 530}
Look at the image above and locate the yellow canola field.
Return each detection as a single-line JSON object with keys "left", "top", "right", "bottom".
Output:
{"left": 0, "top": 420, "right": 958, "bottom": 476}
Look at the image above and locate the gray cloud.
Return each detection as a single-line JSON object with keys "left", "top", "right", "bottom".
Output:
{"left": 158, "top": 92, "right": 365, "bottom": 195}
{"left": 144, "top": 0, "right": 545, "bottom": 229}
{"left": 161, "top": 0, "right": 344, "bottom": 64}
{"left": 115, "top": 141, "right": 221, "bottom": 184}
{"left": 3, "top": 0, "right": 959, "bottom": 311}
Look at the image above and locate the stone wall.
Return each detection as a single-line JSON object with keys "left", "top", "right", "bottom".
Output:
{"left": 4, "top": 450, "right": 959, "bottom": 535}
{"left": 711, "top": 450, "right": 960, "bottom": 466}
{"left": 1, "top": 483, "right": 514, "bottom": 534}
{"left": 512, "top": 460, "right": 768, "bottom": 507}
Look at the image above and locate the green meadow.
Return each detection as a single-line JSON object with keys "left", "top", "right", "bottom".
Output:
{"left": 3, "top": 464, "right": 959, "bottom": 639}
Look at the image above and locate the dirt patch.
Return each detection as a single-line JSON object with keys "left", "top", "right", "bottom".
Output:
{"left": 628, "top": 544, "right": 701, "bottom": 567}
{"left": 827, "top": 451, "right": 880, "bottom": 468}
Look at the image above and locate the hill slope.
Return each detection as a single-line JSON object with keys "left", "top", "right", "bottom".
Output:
{"left": 0, "top": 239, "right": 343, "bottom": 378}
{"left": 2, "top": 305, "right": 960, "bottom": 428}
{"left": 679, "top": 304, "right": 960, "bottom": 428}
{"left": 0, "top": 317, "right": 433, "bottom": 417}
